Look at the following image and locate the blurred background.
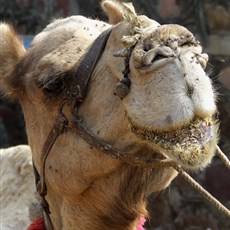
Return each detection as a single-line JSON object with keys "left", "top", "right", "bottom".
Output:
{"left": 0, "top": 0, "right": 230, "bottom": 229}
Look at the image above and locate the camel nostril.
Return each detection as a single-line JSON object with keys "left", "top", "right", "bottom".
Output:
{"left": 212, "top": 112, "right": 219, "bottom": 121}
{"left": 152, "top": 54, "right": 167, "bottom": 62}
{"left": 187, "top": 84, "right": 194, "bottom": 97}
{"left": 143, "top": 44, "right": 152, "bottom": 52}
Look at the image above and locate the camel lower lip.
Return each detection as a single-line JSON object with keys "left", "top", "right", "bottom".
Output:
{"left": 129, "top": 117, "right": 218, "bottom": 168}
{"left": 130, "top": 117, "right": 214, "bottom": 145}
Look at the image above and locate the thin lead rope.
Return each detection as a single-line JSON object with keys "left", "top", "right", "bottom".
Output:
{"left": 174, "top": 145, "right": 230, "bottom": 219}
{"left": 176, "top": 165, "right": 230, "bottom": 219}
{"left": 216, "top": 144, "right": 230, "bottom": 170}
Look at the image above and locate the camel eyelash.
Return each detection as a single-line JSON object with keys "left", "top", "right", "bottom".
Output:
{"left": 37, "top": 77, "right": 64, "bottom": 98}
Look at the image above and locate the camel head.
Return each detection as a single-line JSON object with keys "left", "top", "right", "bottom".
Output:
{"left": 0, "top": 0, "right": 219, "bottom": 229}
{"left": 102, "top": 1, "right": 218, "bottom": 170}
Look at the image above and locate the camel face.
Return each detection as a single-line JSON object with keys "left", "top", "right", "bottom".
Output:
{"left": 117, "top": 23, "right": 218, "bottom": 169}
{"left": 0, "top": 0, "right": 218, "bottom": 182}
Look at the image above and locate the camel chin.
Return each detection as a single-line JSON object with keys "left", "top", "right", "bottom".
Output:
{"left": 129, "top": 116, "right": 219, "bottom": 169}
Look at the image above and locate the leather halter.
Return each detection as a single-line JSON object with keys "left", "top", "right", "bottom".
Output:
{"left": 33, "top": 27, "right": 114, "bottom": 230}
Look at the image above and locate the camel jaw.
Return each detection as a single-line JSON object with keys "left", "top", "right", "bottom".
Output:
{"left": 129, "top": 117, "right": 219, "bottom": 169}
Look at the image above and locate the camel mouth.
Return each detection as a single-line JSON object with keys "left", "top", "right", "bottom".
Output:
{"left": 129, "top": 116, "right": 219, "bottom": 169}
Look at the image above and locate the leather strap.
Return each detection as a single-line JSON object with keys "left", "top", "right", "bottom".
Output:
{"left": 69, "top": 27, "right": 113, "bottom": 101}
{"left": 33, "top": 28, "right": 113, "bottom": 230}
{"left": 35, "top": 104, "right": 68, "bottom": 230}
{"left": 71, "top": 112, "right": 163, "bottom": 167}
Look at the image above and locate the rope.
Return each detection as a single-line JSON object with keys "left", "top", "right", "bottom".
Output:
{"left": 175, "top": 165, "right": 230, "bottom": 219}
{"left": 216, "top": 145, "right": 230, "bottom": 170}
{"left": 174, "top": 145, "right": 230, "bottom": 219}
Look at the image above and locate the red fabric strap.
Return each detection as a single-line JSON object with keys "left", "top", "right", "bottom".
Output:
{"left": 27, "top": 219, "right": 45, "bottom": 230}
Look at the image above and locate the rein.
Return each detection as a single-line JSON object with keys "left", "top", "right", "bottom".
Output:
{"left": 33, "top": 28, "right": 230, "bottom": 229}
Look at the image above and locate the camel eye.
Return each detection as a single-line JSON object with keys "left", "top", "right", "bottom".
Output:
{"left": 39, "top": 78, "right": 63, "bottom": 96}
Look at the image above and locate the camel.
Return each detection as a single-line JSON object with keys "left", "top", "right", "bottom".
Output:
{"left": 0, "top": 145, "right": 37, "bottom": 230}
{"left": 0, "top": 1, "right": 219, "bottom": 229}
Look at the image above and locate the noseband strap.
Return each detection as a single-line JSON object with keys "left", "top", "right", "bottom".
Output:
{"left": 68, "top": 27, "right": 113, "bottom": 101}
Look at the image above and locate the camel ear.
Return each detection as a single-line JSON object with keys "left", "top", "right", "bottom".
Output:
{"left": 102, "top": 1, "right": 136, "bottom": 25}
{"left": 0, "top": 23, "right": 26, "bottom": 98}
{"left": 102, "top": 1, "right": 124, "bottom": 24}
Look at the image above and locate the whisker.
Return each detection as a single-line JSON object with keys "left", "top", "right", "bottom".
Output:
{"left": 207, "top": 62, "right": 215, "bottom": 68}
